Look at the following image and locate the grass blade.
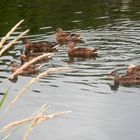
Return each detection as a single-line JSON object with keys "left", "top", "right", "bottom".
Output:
{"left": 0, "top": 89, "right": 9, "bottom": 109}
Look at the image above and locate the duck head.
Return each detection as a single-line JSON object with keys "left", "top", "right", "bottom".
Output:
{"left": 55, "top": 28, "right": 64, "bottom": 36}
{"left": 111, "top": 70, "right": 119, "bottom": 77}
{"left": 108, "top": 69, "right": 120, "bottom": 80}
{"left": 56, "top": 28, "right": 63, "bottom": 32}
{"left": 22, "top": 38, "right": 31, "bottom": 44}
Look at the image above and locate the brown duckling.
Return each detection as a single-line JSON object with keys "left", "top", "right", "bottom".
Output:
{"left": 8, "top": 61, "right": 40, "bottom": 83}
{"left": 22, "top": 38, "right": 59, "bottom": 54}
{"left": 109, "top": 70, "right": 140, "bottom": 85}
{"left": 20, "top": 50, "right": 51, "bottom": 64}
{"left": 10, "top": 61, "right": 39, "bottom": 75}
{"left": 55, "top": 28, "right": 83, "bottom": 44}
{"left": 127, "top": 64, "right": 140, "bottom": 75}
{"left": 66, "top": 41, "right": 97, "bottom": 58}
{"left": 20, "top": 52, "right": 42, "bottom": 64}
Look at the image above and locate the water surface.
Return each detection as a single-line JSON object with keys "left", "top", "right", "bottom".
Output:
{"left": 0, "top": 0, "right": 140, "bottom": 140}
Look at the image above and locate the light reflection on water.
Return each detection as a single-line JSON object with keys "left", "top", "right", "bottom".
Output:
{"left": 0, "top": 0, "right": 140, "bottom": 140}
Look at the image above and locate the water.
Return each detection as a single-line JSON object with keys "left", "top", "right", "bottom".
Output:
{"left": 0, "top": 0, "right": 140, "bottom": 139}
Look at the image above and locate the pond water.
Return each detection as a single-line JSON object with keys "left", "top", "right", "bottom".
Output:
{"left": 0, "top": 0, "right": 140, "bottom": 140}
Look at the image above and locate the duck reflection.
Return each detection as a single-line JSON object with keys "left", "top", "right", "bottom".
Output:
{"left": 67, "top": 55, "right": 97, "bottom": 63}
{"left": 109, "top": 81, "right": 120, "bottom": 91}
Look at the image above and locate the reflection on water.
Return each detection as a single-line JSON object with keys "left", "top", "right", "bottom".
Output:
{"left": 121, "top": 0, "right": 130, "bottom": 12}
{"left": 0, "top": 0, "right": 140, "bottom": 140}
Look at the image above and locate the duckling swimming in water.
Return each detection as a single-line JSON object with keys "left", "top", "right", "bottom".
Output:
{"left": 55, "top": 28, "right": 83, "bottom": 44}
{"left": 22, "top": 38, "right": 59, "bottom": 55}
{"left": 109, "top": 69, "right": 140, "bottom": 85}
{"left": 66, "top": 41, "right": 97, "bottom": 58}
{"left": 20, "top": 49, "right": 51, "bottom": 65}
{"left": 8, "top": 61, "right": 40, "bottom": 83}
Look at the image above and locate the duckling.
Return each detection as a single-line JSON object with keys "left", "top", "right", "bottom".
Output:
{"left": 20, "top": 49, "right": 51, "bottom": 65}
{"left": 20, "top": 52, "right": 41, "bottom": 64}
{"left": 109, "top": 69, "right": 140, "bottom": 85}
{"left": 8, "top": 61, "right": 40, "bottom": 83}
{"left": 66, "top": 41, "right": 97, "bottom": 58}
{"left": 22, "top": 38, "right": 59, "bottom": 54}
{"left": 9, "top": 61, "right": 39, "bottom": 75}
{"left": 55, "top": 28, "right": 83, "bottom": 44}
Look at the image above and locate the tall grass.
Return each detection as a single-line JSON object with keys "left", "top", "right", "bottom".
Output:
{"left": 5, "top": 66, "right": 73, "bottom": 118}
{"left": 0, "top": 20, "right": 29, "bottom": 56}
{"left": 0, "top": 19, "right": 24, "bottom": 49}
{"left": 0, "top": 20, "right": 72, "bottom": 140}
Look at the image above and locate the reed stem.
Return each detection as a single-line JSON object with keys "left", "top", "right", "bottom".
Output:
{"left": 0, "top": 29, "right": 30, "bottom": 56}
{"left": 0, "top": 19, "right": 24, "bottom": 49}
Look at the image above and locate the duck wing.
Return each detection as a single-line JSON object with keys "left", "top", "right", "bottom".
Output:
{"left": 70, "top": 48, "right": 97, "bottom": 57}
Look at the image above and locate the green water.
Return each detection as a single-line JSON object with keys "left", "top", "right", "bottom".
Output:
{"left": 0, "top": 0, "right": 140, "bottom": 35}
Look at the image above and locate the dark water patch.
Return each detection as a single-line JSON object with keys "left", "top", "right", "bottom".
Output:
{"left": 32, "top": 90, "right": 41, "bottom": 93}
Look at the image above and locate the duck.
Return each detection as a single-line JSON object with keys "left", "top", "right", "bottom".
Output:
{"left": 9, "top": 61, "right": 39, "bottom": 75}
{"left": 127, "top": 64, "right": 140, "bottom": 75}
{"left": 109, "top": 69, "right": 140, "bottom": 85}
{"left": 66, "top": 41, "right": 97, "bottom": 58}
{"left": 55, "top": 28, "right": 84, "bottom": 44}
{"left": 22, "top": 38, "right": 59, "bottom": 55}
{"left": 20, "top": 50, "right": 51, "bottom": 64}
{"left": 8, "top": 61, "right": 40, "bottom": 83}
{"left": 20, "top": 52, "right": 42, "bottom": 64}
